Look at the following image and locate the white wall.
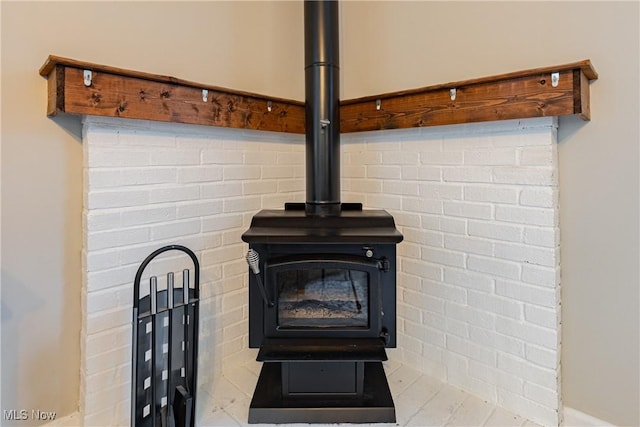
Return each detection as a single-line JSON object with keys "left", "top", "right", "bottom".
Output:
{"left": 2, "top": 1, "right": 638, "bottom": 426}
{"left": 340, "top": 2, "right": 639, "bottom": 425}
{"left": 342, "top": 118, "right": 563, "bottom": 426}
{"left": 1, "top": 2, "right": 302, "bottom": 425}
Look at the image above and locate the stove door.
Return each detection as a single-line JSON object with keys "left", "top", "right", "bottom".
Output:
{"left": 263, "top": 254, "right": 384, "bottom": 339}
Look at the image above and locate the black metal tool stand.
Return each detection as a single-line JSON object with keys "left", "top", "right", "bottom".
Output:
{"left": 131, "top": 245, "right": 200, "bottom": 427}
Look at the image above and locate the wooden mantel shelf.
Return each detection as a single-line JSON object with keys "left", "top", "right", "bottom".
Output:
{"left": 40, "top": 55, "right": 597, "bottom": 134}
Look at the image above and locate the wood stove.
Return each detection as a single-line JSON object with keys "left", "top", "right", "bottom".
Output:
{"left": 241, "top": 1, "right": 403, "bottom": 423}
{"left": 242, "top": 203, "right": 402, "bottom": 423}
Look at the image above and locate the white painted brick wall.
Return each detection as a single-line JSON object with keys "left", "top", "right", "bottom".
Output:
{"left": 81, "top": 117, "right": 304, "bottom": 426}
{"left": 80, "top": 116, "right": 561, "bottom": 427}
{"left": 342, "top": 117, "right": 561, "bottom": 427}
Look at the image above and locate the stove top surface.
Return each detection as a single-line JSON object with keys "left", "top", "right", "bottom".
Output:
{"left": 241, "top": 203, "right": 403, "bottom": 244}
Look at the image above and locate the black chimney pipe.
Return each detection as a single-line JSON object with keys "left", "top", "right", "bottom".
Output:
{"left": 304, "top": 0, "right": 341, "bottom": 216}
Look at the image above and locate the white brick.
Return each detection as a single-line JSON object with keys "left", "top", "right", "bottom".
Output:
{"left": 243, "top": 180, "right": 277, "bottom": 195}
{"left": 201, "top": 181, "right": 243, "bottom": 198}
{"left": 348, "top": 178, "right": 382, "bottom": 193}
{"left": 419, "top": 183, "right": 463, "bottom": 200}
{"left": 366, "top": 194, "right": 401, "bottom": 210}
{"left": 422, "top": 280, "right": 467, "bottom": 304}
{"left": 521, "top": 264, "right": 559, "bottom": 287}
{"left": 276, "top": 151, "right": 304, "bottom": 165}
{"left": 261, "top": 165, "right": 295, "bottom": 179}
{"left": 443, "top": 268, "right": 494, "bottom": 293}
{"left": 343, "top": 165, "right": 366, "bottom": 178}
{"left": 497, "top": 353, "right": 558, "bottom": 391}
{"left": 405, "top": 321, "right": 445, "bottom": 347}
{"left": 149, "top": 185, "right": 199, "bottom": 203}
{"left": 277, "top": 178, "right": 304, "bottom": 193}
{"left": 398, "top": 272, "right": 421, "bottom": 291}
{"left": 469, "top": 360, "right": 524, "bottom": 394}
{"left": 405, "top": 229, "right": 443, "bottom": 248}
{"left": 520, "top": 187, "right": 558, "bottom": 208}
{"left": 87, "top": 227, "right": 149, "bottom": 251}
{"left": 445, "top": 301, "right": 496, "bottom": 330}
{"left": 401, "top": 259, "right": 442, "bottom": 281}
{"left": 224, "top": 165, "right": 261, "bottom": 181}
{"left": 150, "top": 150, "right": 199, "bottom": 166}
{"left": 86, "top": 250, "right": 120, "bottom": 272}
{"left": 88, "top": 149, "right": 150, "bottom": 168}
{"left": 420, "top": 151, "right": 463, "bottom": 165}
{"left": 444, "top": 167, "right": 493, "bottom": 183}
{"left": 244, "top": 150, "right": 276, "bottom": 165}
{"left": 493, "top": 167, "right": 557, "bottom": 186}
{"left": 176, "top": 200, "right": 223, "bottom": 219}
{"left": 416, "top": 166, "right": 442, "bottom": 181}
{"left": 519, "top": 146, "right": 556, "bottom": 166}
{"left": 445, "top": 235, "right": 494, "bottom": 257}
{"left": 201, "top": 214, "right": 243, "bottom": 232}
{"left": 402, "top": 289, "right": 445, "bottom": 314}
{"left": 464, "top": 186, "right": 519, "bottom": 204}
{"left": 523, "top": 227, "right": 558, "bottom": 248}
{"left": 382, "top": 151, "right": 420, "bottom": 165}
{"left": 176, "top": 135, "right": 222, "bottom": 149}
{"left": 468, "top": 325, "right": 525, "bottom": 358}
{"left": 497, "top": 389, "right": 558, "bottom": 427}
{"left": 120, "top": 131, "right": 175, "bottom": 148}
{"left": 464, "top": 149, "right": 517, "bottom": 165}
{"left": 468, "top": 220, "right": 523, "bottom": 243}
{"left": 494, "top": 242, "right": 558, "bottom": 267}
{"left": 121, "top": 205, "right": 176, "bottom": 226}
{"left": 524, "top": 382, "right": 559, "bottom": 408}
{"left": 467, "top": 255, "right": 520, "bottom": 280}
{"left": 495, "top": 316, "right": 557, "bottom": 350}
{"left": 201, "top": 149, "right": 243, "bottom": 164}
{"left": 223, "top": 196, "right": 261, "bottom": 213}
{"left": 443, "top": 201, "right": 493, "bottom": 220}
{"left": 367, "top": 165, "right": 402, "bottom": 179}
{"left": 86, "top": 307, "right": 130, "bottom": 335}
{"left": 383, "top": 180, "right": 419, "bottom": 196}
{"left": 525, "top": 344, "right": 558, "bottom": 369}
{"left": 402, "top": 197, "right": 442, "bottom": 214}
{"left": 86, "top": 211, "right": 121, "bottom": 231}
{"left": 495, "top": 280, "right": 557, "bottom": 308}
{"left": 421, "top": 247, "right": 465, "bottom": 268}
{"left": 150, "top": 219, "right": 201, "bottom": 240}
{"left": 446, "top": 335, "right": 496, "bottom": 366}
{"left": 221, "top": 289, "right": 247, "bottom": 314}
{"left": 524, "top": 304, "right": 557, "bottom": 329}
{"left": 394, "top": 212, "right": 421, "bottom": 228}
{"left": 444, "top": 317, "right": 469, "bottom": 338}
{"left": 177, "top": 166, "right": 223, "bottom": 183}
{"left": 352, "top": 151, "right": 382, "bottom": 165}
{"left": 468, "top": 290, "right": 522, "bottom": 319}
{"left": 421, "top": 215, "right": 466, "bottom": 235}
{"left": 202, "top": 245, "right": 244, "bottom": 265}
{"left": 420, "top": 310, "right": 445, "bottom": 331}
{"left": 495, "top": 205, "right": 557, "bottom": 227}
{"left": 398, "top": 302, "right": 421, "bottom": 323}
{"left": 86, "top": 285, "right": 119, "bottom": 312}
{"left": 88, "top": 189, "right": 149, "bottom": 209}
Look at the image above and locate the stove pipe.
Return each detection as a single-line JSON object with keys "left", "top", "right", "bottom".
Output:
{"left": 304, "top": 0, "right": 341, "bottom": 216}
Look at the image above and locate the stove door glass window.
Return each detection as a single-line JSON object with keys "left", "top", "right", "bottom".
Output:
{"left": 276, "top": 268, "right": 369, "bottom": 329}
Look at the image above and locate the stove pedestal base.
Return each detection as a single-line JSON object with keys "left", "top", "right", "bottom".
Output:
{"left": 248, "top": 361, "right": 395, "bottom": 424}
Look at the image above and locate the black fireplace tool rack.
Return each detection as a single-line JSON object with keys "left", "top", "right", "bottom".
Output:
{"left": 132, "top": 245, "right": 200, "bottom": 427}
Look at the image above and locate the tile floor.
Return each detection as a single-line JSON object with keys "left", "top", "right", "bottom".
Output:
{"left": 199, "top": 359, "right": 543, "bottom": 427}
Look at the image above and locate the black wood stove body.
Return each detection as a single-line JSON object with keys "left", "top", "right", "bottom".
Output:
{"left": 241, "top": 1, "right": 403, "bottom": 423}
{"left": 242, "top": 203, "right": 402, "bottom": 423}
